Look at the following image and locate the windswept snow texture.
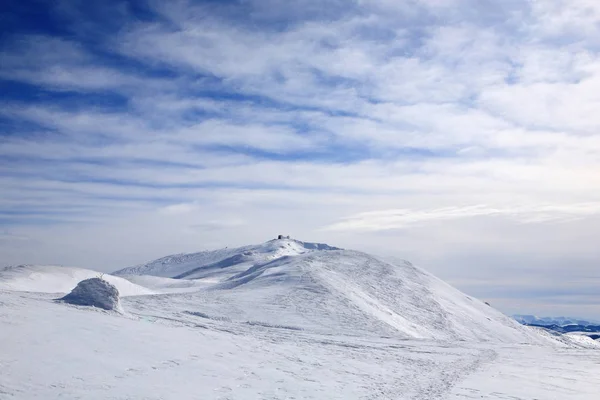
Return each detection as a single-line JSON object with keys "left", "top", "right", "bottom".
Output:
{"left": 0, "top": 265, "right": 154, "bottom": 296}
{"left": 60, "top": 278, "right": 122, "bottom": 312}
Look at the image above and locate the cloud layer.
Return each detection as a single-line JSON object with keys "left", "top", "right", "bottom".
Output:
{"left": 325, "top": 203, "right": 600, "bottom": 231}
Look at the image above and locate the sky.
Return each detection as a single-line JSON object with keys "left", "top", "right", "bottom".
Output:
{"left": 1, "top": 0, "right": 600, "bottom": 319}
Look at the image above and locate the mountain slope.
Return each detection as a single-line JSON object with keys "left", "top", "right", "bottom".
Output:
{"left": 0, "top": 265, "right": 154, "bottom": 296}
{"left": 116, "top": 239, "right": 543, "bottom": 343}
{"left": 213, "top": 250, "right": 541, "bottom": 341}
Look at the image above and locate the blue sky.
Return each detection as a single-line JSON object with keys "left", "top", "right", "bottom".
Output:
{"left": 2, "top": 0, "right": 600, "bottom": 318}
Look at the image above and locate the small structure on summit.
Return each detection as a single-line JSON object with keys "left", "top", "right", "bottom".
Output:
{"left": 59, "top": 277, "right": 122, "bottom": 312}
{"left": 277, "top": 234, "right": 291, "bottom": 240}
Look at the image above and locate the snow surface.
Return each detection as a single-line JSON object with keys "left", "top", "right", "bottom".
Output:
{"left": 119, "top": 274, "right": 214, "bottom": 293}
{"left": 1, "top": 239, "right": 599, "bottom": 399}
{"left": 448, "top": 345, "right": 600, "bottom": 399}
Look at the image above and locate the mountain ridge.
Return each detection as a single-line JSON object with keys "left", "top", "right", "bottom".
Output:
{"left": 114, "top": 238, "right": 546, "bottom": 343}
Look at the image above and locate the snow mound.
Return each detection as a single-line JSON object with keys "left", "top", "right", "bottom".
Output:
{"left": 59, "top": 278, "right": 122, "bottom": 312}
{"left": 0, "top": 265, "right": 154, "bottom": 296}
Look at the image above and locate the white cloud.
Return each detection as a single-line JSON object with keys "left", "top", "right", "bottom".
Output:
{"left": 324, "top": 203, "right": 600, "bottom": 231}
{"left": 0, "top": 35, "right": 163, "bottom": 92}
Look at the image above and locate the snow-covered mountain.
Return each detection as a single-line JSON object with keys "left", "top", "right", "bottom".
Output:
{"left": 0, "top": 239, "right": 578, "bottom": 343}
{"left": 114, "top": 238, "right": 540, "bottom": 342}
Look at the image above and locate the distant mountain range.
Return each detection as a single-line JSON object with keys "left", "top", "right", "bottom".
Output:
{"left": 513, "top": 315, "right": 600, "bottom": 340}
{"left": 513, "top": 315, "right": 599, "bottom": 327}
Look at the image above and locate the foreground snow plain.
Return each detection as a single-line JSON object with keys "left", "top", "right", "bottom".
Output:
{"left": 1, "top": 239, "right": 599, "bottom": 399}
